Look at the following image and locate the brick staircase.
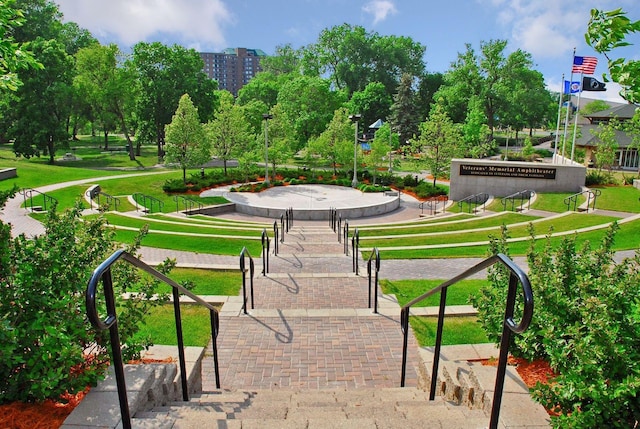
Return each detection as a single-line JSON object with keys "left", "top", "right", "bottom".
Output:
{"left": 63, "top": 222, "right": 550, "bottom": 428}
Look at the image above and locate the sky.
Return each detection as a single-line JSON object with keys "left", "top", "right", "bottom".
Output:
{"left": 55, "top": 0, "right": 640, "bottom": 103}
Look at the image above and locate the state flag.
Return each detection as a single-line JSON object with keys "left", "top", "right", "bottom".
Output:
{"left": 572, "top": 56, "right": 598, "bottom": 75}
{"left": 564, "top": 80, "right": 581, "bottom": 94}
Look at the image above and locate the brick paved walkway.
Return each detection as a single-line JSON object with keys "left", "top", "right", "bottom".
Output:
{"left": 201, "top": 223, "right": 422, "bottom": 391}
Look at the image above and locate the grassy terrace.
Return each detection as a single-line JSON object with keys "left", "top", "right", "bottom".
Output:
{"left": 355, "top": 212, "right": 538, "bottom": 236}
{"left": 101, "top": 213, "right": 265, "bottom": 236}
{"left": 359, "top": 212, "right": 620, "bottom": 247}
{"left": 374, "top": 216, "right": 640, "bottom": 259}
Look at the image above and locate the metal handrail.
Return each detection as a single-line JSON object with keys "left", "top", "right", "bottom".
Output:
{"left": 352, "top": 228, "right": 360, "bottom": 275}
{"left": 89, "top": 191, "right": 121, "bottom": 211}
{"left": 132, "top": 193, "right": 164, "bottom": 214}
{"left": 280, "top": 214, "right": 285, "bottom": 243}
{"left": 261, "top": 229, "right": 270, "bottom": 275}
{"left": 273, "top": 221, "right": 279, "bottom": 255}
{"left": 366, "top": 248, "right": 381, "bottom": 313}
{"left": 20, "top": 188, "right": 57, "bottom": 212}
{"left": 399, "top": 253, "right": 533, "bottom": 429}
{"left": 173, "top": 195, "right": 203, "bottom": 215}
{"left": 337, "top": 214, "right": 342, "bottom": 243}
{"left": 85, "top": 250, "right": 221, "bottom": 429}
{"left": 420, "top": 195, "right": 448, "bottom": 216}
{"left": 458, "top": 192, "right": 489, "bottom": 214}
{"left": 564, "top": 189, "right": 601, "bottom": 212}
{"left": 240, "top": 247, "right": 256, "bottom": 314}
{"left": 500, "top": 190, "right": 534, "bottom": 212}
{"left": 343, "top": 220, "right": 349, "bottom": 255}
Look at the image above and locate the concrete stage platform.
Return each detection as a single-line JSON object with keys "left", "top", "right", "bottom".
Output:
{"left": 201, "top": 184, "right": 401, "bottom": 220}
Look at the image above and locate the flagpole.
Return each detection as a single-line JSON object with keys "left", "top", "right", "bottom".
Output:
{"left": 561, "top": 48, "right": 576, "bottom": 164}
{"left": 570, "top": 72, "right": 584, "bottom": 163}
{"left": 553, "top": 73, "right": 564, "bottom": 164}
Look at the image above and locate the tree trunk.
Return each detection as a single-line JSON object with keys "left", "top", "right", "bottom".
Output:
{"left": 47, "top": 135, "right": 55, "bottom": 165}
{"left": 223, "top": 159, "right": 227, "bottom": 176}
{"left": 103, "top": 130, "right": 109, "bottom": 150}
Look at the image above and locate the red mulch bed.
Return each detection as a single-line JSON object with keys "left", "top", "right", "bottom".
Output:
{"left": 0, "top": 357, "right": 175, "bottom": 429}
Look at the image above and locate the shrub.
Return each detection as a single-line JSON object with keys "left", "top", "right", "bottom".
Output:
{"left": 0, "top": 203, "right": 171, "bottom": 403}
{"left": 472, "top": 224, "right": 640, "bottom": 428}
{"left": 162, "top": 178, "right": 188, "bottom": 193}
{"left": 586, "top": 170, "right": 619, "bottom": 186}
{"left": 413, "top": 182, "right": 448, "bottom": 199}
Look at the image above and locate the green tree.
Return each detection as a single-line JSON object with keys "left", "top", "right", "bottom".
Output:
{"left": 10, "top": 38, "right": 73, "bottom": 163}
{"left": 348, "top": 82, "right": 393, "bottom": 133}
{"left": 0, "top": 0, "right": 42, "bottom": 91}
{"left": 580, "top": 99, "right": 610, "bottom": 116}
{"left": 302, "top": 23, "right": 425, "bottom": 96}
{"left": 259, "top": 44, "right": 302, "bottom": 75}
{"left": 205, "top": 91, "right": 253, "bottom": 175}
{"left": 389, "top": 73, "right": 420, "bottom": 149}
{"left": 415, "top": 72, "right": 445, "bottom": 123}
{"left": 590, "top": 118, "right": 620, "bottom": 172}
{"left": 587, "top": 8, "right": 640, "bottom": 103}
{"left": 308, "top": 107, "right": 353, "bottom": 176}
{"left": 276, "top": 75, "right": 345, "bottom": 150}
{"left": 365, "top": 129, "right": 391, "bottom": 185}
{"left": 462, "top": 97, "right": 493, "bottom": 158}
{"left": 164, "top": 94, "right": 210, "bottom": 183}
{"left": 74, "top": 44, "right": 136, "bottom": 159}
{"left": 128, "top": 42, "right": 217, "bottom": 160}
{"left": 264, "top": 104, "right": 294, "bottom": 178}
{"left": 412, "top": 103, "right": 465, "bottom": 186}
{"left": 236, "top": 71, "right": 290, "bottom": 110}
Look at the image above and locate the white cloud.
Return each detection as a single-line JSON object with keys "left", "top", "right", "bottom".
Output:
{"left": 55, "top": 0, "right": 234, "bottom": 49}
{"left": 476, "top": 0, "right": 633, "bottom": 59}
{"left": 362, "top": 0, "right": 398, "bottom": 25}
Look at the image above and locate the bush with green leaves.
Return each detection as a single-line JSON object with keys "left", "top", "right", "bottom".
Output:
{"left": 472, "top": 224, "right": 640, "bottom": 428}
{"left": 0, "top": 202, "right": 172, "bottom": 403}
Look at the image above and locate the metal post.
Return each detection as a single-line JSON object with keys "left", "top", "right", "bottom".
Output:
{"left": 350, "top": 114, "right": 361, "bottom": 187}
{"left": 263, "top": 114, "right": 272, "bottom": 185}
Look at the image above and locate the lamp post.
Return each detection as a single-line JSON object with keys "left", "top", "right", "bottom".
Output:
{"left": 349, "top": 114, "right": 361, "bottom": 188}
{"left": 262, "top": 114, "right": 273, "bottom": 185}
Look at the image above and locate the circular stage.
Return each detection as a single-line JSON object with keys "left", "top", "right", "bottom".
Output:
{"left": 201, "top": 184, "right": 401, "bottom": 220}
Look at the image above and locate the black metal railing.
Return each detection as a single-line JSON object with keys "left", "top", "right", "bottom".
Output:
{"left": 279, "top": 214, "right": 286, "bottom": 242}
{"left": 86, "top": 250, "right": 221, "bottom": 429}
{"left": 501, "top": 190, "right": 535, "bottom": 212}
{"left": 261, "top": 228, "right": 270, "bottom": 275}
{"left": 173, "top": 195, "right": 203, "bottom": 215}
{"left": 399, "top": 253, "right": 533, "bottom": 429}
{"left": 366, "top": 248, "right": 380, "bottom": 313}
{"left": 88, "top": 191, "right": 121, "bottom": 211}
{"left": 420, "top": 195, "right": 448, "bottom": 216}
{"left": 132, "top": 193, "right": 164, "bottom": 214}
{"left": 240, "top": 247, "right": 256, "bottom": 314}
{"left": 20, "top": 188, "right": 57, "bottom": 212}
{"left": 337, "top": 214, "right": 342, "bottom": 243}
{"left": 457, "top": 192, "right": 489, "bottom": 214}
{"left": 285, "top": 207, "right": 293, "bottom": 231}
{"left": 343, "top": 220, "right": 350, "bottom": 255}
{"left": 564, "top": 189, "right": 601, "bottom": 212}
{"left": 352, "top": 228, "right": 360, "bottom": 275}
{"left": 330, "top": 207, "right": 337, "bottom": 230}
{"left": 273, "top": 221, "right": 279, "bottom": 255}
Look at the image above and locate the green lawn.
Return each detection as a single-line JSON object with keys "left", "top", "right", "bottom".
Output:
{"left": 136, "top": 304, "right": 213, "bottom": 347}
{"left": 410, "top": 316, "right": 490, "bottom": 346}
{"left": 356, "top": 212, "right": 537, "bottom": 237}
{"left": 531, "top": 192, "right": 584, "bottom": 213}
{"left": 361, "top": 213, "right": 619, "bottom": 248}
{"left": 381, "top": 278, "right": 485, "bottom": 307}
{"left": 593, "top": 186, "right": 640, "bottom": 212}
{"left": 162, "top": 267, "right": 242, "bottom": 296}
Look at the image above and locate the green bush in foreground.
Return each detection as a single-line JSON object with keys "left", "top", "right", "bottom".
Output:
{"left": 472, "top": 224, "right": 640, "bottom": 428}
{"left": 0, "top": 201, "right": 172, "bottom": 403}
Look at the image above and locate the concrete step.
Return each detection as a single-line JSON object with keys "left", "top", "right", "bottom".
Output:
{"left": 133, "top": 387, "right": 492, "bottom": 429}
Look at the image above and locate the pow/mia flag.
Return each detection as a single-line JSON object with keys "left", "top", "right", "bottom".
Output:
{"left": 582, "top": 76, "right": 607, "bottom": 91}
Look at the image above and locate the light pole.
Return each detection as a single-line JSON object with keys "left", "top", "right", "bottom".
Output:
{"left": 263, "top": 113, "right": 272, "bottom": 185}
{"left": 349, "top": 114, "right": 361, "bottom": 188}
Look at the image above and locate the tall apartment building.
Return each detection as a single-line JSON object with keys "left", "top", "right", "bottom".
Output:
{"left": 199, "top": 48, "right": 266, "bottom": 96}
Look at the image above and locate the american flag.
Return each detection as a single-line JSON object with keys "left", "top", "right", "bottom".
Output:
{"left": 572, "top": 56, "right": 598, "bottom": 75}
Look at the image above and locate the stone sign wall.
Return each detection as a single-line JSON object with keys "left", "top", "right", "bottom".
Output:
{"left": 450, "top": 159, "right": 586, "bottom": 200}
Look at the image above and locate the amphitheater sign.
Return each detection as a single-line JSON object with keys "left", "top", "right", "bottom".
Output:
{"left": 459, "top": 164, "right": 557, "bottom": 180}
{"left": 450, "top": 159, "right": 585, "bottom": 200}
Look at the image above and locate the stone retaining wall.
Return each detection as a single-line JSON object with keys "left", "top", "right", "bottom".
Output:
{"left": 0, "top": 168, "right": 17, "bottom": 181}
{"left": 450, "top": 158, "right": 586, "bottom": 201}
